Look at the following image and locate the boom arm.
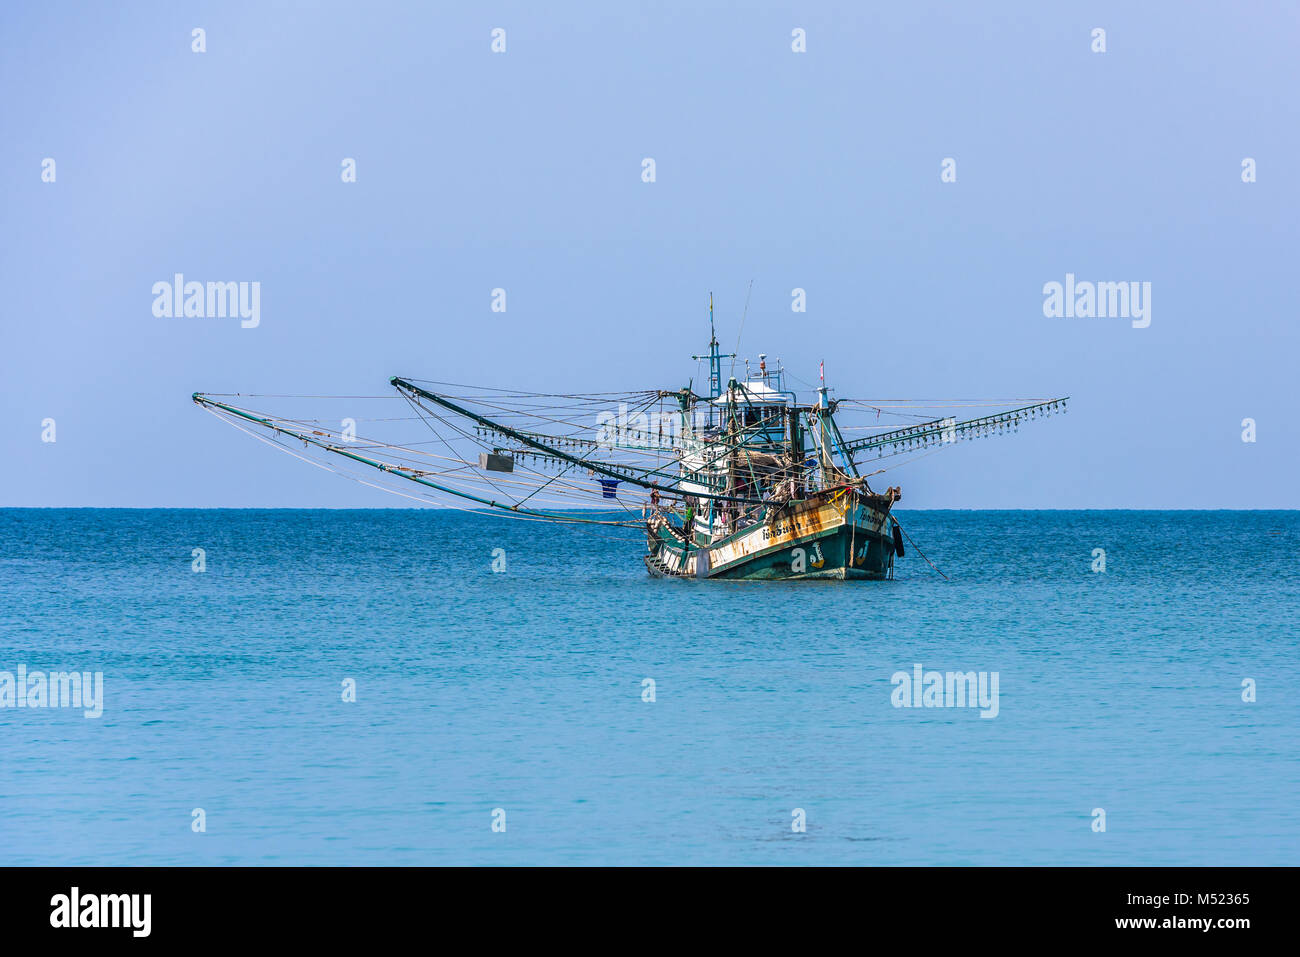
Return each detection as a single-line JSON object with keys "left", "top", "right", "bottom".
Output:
{"left": 842, "top": 398, "right": 1068, "bottom": 461}
{"left": 390, "top": 377, "right": 767, "bottom": 506}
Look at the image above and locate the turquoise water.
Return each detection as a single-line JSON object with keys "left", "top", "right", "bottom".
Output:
{"left": 1, "top": 509, "right": 1297, "bottom": 865}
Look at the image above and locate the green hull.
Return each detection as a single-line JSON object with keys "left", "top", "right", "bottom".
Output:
{"left": 645, "top": 499, "right": 896, "bottom": 581}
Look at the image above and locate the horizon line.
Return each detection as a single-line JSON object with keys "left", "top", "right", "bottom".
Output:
{"left": 2, "top": 506, "right": 1298, "bottom": 513}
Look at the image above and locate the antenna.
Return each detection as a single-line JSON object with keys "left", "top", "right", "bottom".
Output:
{"left": 728, "top": 279, "right": 754, "bottom": 381}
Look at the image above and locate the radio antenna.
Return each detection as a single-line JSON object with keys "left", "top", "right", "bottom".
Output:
{"left": 729, "top": 279, "right": 754, "bottom": 381}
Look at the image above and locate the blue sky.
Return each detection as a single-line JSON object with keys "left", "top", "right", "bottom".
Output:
{"left": 2, "top": 1, "right": 1297, "bottom": 507}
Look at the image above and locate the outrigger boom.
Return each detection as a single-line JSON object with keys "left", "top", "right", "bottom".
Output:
{"left": 387, "top": 378, "right": 766, "bottom": 507}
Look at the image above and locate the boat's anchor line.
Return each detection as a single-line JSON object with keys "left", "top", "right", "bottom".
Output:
{"left": 891, "top": 517, "right": 948, "bottom": 581}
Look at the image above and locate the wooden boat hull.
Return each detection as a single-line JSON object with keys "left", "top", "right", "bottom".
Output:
{"left": 645, "top": 493, "right": 896, "bottom": 581}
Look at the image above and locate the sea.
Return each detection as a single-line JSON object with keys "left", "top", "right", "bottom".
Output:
{"left": 1, "top": 508, "right": 1297, "bottom": 865}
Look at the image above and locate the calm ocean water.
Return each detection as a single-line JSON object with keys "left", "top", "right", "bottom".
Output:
{"left": 1, "top": 508, "right": 1297, "bottom": 866}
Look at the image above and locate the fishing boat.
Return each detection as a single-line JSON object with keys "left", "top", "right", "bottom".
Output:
{"left": 193, "top": 297, "right": 1066, "bottom": 581}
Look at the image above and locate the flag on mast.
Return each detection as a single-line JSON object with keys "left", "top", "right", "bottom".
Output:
{"left": 709, "top": 292, "right": 713, "bottom": 326}
{"left": 819, "top": 360, "right": 824, "bottom": 384}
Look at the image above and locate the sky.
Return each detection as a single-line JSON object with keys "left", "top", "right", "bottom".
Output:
{"left": 2, "top": 1, "right": 1297, "bottom": 508}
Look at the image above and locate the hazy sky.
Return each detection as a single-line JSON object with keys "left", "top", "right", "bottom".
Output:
{"left": 3, "top": 1, "right": 1296, "bottom": 507}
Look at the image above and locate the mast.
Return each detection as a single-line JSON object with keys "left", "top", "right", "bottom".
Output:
{"left": 816, "top": 361, "right": 831, "bottom": 482}
{"left": 691, "top": 293, "right": 734, "bottom": 427}
{"left": 813, "top": 361, "right": 859, "bottom": 482}
{"left": 785, "top": 405, "right": 804, "bottom": 498}
{"left": 708, "top": 292, "right": 721, "bottom": 399}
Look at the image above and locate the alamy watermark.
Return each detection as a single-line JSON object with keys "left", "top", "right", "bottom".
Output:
{"left": 1, "top": 665, "right": 104, "bottom": 718}
{"left": 891, "top": 664, "right": 999, "bottom": 719}
{"left": 152, "top": 274, "right": 260, "bottom": 328}
{"left": 1043, "top": 273, "right": 1150, "bottom": 328}
{"left": 596, "top": 404, "right": 710, "bottom": 451}
{"left": 50, "top": 887, "right": 150, "bottom": 937}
